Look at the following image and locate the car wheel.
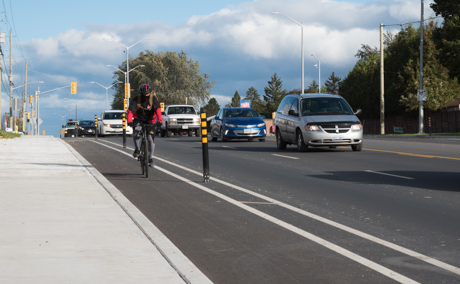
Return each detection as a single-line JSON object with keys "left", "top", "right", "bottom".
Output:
{"left": 276, "top": 128, "right": 287, "bottom": 150}
{"left": 188, "top": 130, "right": 193, "bottom": 137}
{"left": 160, "top": 128, "right": 166, "bottom": 137}
{"left": 259, "top": 138, "right": 265, "bottom": 142}
{"left": 211, "top": 131, "right": 218, "bottom": 141}
{"left": 296, "top": 130, "right": 308, "bottom": 152}
{"left": 220, "top": 128, "right": 227, "bottom": 142}
{"left": 351, "top": 142, "right": 363, "bottom": 151}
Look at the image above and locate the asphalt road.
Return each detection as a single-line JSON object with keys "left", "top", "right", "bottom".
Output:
{"left": 68, "top": 134, "right": 460, "bottom": 284}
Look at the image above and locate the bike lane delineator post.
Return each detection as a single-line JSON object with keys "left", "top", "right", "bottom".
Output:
{"left": 122, "top": 112, "right": 126, "bottom": 148}
{"left": 94, "top": 115, "right": 98, "bottom": 140}
{"left": 201, "top": 110, "right": 210, "bottom": 183}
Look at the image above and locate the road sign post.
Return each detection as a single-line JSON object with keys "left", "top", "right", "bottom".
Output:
{"left": 201, "top": 110, "right": 210, "bottom": 183}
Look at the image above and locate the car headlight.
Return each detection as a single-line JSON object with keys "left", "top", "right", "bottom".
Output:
{"left": 103, "top": 123, "right": 110, "bottom": 127}
{"left": 351, "top": 124, "right": 363, "bottom": 131}
{"left": 304, "top": 125, "right": 319, "bottom": 131}
{"left": 257, "top": 123, "right": 265, "bottom": 127}
{"left": 225, "top": 123, "right": 236, "bottom": 128}
{"left": 193, "top": 118, "right": 201, "bottom": 122}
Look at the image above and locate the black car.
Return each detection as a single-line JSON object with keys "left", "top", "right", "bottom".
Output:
{"left": 78, "top": 120, "right": 97, "bottom": 137}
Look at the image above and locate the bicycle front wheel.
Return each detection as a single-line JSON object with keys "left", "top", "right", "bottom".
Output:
{"left": 144, "top": 140, "right": 149, "bottom": 178}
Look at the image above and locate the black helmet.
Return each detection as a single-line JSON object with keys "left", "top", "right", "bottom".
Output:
{"left": 139, "top": 84, "right": 152, "bottom": 95}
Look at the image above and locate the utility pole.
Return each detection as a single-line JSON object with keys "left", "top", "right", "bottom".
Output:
{"left": 418, "top": 0, "right": 424, "bottom": 134}
{"left": 0, "top": 31, "right": 4, "bottom": 130}
{"left": 23, "top": 61, "right": 27, "bottom": 133}
{"left": 9, "top": 29, "right": 13, "bottom": 129}
{"left": 13, "top": 98, "right": 17, "bottom": 132}
{"left": 380, "top": 23, "right": 385, "bottom": 135}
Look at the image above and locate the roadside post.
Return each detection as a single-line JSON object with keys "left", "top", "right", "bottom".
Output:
{"left": 429, "top": 117, "right": 432, "bottom": 137}
{"left": 201, "top": 110, "right": 210, "bottom": 183}
{"left": 74, "top": 120, "right": 77, "bottom": 138}
{"left": 122, "top": 113, "right": 126, "bottom": 148}
{"left": 94, "top": 115, "right": 98, "bottom": 140}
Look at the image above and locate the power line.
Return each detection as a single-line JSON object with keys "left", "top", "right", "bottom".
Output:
{"left": 383, "top": 16, "right": 443, "bottom": 27}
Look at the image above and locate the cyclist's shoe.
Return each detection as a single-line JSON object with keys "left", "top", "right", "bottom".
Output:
{"left": 149, "top": 158, "right": 154, "bottom": 168}
{"left": 133, "top": 150, "right": 140, "bottom": 158}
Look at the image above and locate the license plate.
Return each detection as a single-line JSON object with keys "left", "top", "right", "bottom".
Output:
{"left": 182, "top": 125, "right": 189, "bottom": 129}
{"left": 88, "top": 129, "right": 92, "bottom": 132}
{"left": 244, "top": 129, "right": 252, "bottom": 134}
{"left": 114, "top": 129, "right": 122, "bottom": 132}
{"left": 332, "top": 136, "right": 343, "bottom": 140}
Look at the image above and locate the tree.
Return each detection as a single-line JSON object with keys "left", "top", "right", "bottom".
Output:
{"left": 263, "top": 73, "right": 287, "bottom": 116}
{"left": 243, "top": 87, "right": 264, "bottom": 114}
{"left": 203, "top": 98, "right": 220, "bottom": 116}
{"left": 324, "top": 72, "right": 342, "bottom": 94}
{"left": 305, "top": 80, "right": 319, "bottom": 93}
{"left": 340, "top": 21, "right": 460, "bottom": 118}
{"left": 231, "top": 91, "right": 241, "bottom": 107}
{"left": 111, "top": 51, "right": 215, "bottom": 109}
{"left": 431, "top": 0, "right": 460, "bottom": 80}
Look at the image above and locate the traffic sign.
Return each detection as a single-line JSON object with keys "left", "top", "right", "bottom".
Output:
{"left": 38, "top": 118, "right": 43, "bottom": 126}
{"left": 417, "top": 89, "right": 427, "bottom": 101}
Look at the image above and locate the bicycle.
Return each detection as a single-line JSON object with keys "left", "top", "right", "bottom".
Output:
{"left": 138, "top": 123, "right": 150, "bottom": 178}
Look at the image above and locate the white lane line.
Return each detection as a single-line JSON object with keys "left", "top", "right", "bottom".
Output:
{"left": 222, "top": 146, "right": 237, "bottom": 150}
{"left": 272, "top": 154, "right": 300, "bottom": 160}
{"left": 92, "top": 140, "right": 419, "bottom": 283}
{"left": 97, "top": 139, "right": 460, "bottom": 278}
{"left": 365, "top": 170, "right": 414, "bottom": 180}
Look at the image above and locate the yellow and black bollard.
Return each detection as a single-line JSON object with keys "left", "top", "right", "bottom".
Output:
{"left": 429, "top": 116, "right": 432, "bottom": 137}
{"left": 74, "top": 120, "right": 78, "bottom": 137}
{"left": 94, "top": 115, "right": 98, "bottom": 140}
{"left": 201, "top": 110, "right": 210, "bottom": 183}
{"left": 122, "top": 112, "right": 126, "bottom": 148}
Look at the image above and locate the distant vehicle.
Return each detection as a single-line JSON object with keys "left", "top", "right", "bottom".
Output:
{"left": 274, "top": 93, "right": 363, "bottom": 152}
{"left": 210, "top": 107, "right": 266, "bottom": 142}
{"left": 62, "top": 120, "right": 78, "bottom": 137}
{"left": 98, "top": 110, "right": 133, "bottom": 137}
{"left": 78, "top": 120, "right": 96, "bottom": 137}
{"left": 160, "top": 105, "right": 201, "bottom": 137}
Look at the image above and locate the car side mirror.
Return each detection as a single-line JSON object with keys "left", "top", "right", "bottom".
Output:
{"left": 261, "top": 115, "right": 265, "bottom": 119}
{"left": 354, "top": 108, "right": 362, "bottom": 115}
{"left": 288, "top": 109, "right": 299, "bottom": 116}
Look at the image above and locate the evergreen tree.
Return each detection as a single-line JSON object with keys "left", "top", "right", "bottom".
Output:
{"left": 306, "top": 80, "right": 319, "bottom": 93}
{"left": 263, "top": 73, "right": 287, "bottom": 116}
{"left": 231, "top": 91, "right": 241, "bottom": 107}
{"left": 244, "top": 87, "right": 264, "bottom": 114}
{"left": 324, "top": 72, "right": 342, "bottom": 94}
{"left": 203, "top": 98, "right": 220, "bottom": 116}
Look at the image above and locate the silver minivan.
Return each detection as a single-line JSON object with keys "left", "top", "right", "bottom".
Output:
{"left": 274, "top": 93, "right": 363, "bottom": 152}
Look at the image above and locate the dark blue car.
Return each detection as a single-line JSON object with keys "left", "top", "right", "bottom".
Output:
{"left": 210, "top": 107, "right": 266, "bottom": 142}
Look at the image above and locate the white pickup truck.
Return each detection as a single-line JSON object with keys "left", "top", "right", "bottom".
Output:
{"left": 160, "top": 105, "right": 201, "bottom": 137}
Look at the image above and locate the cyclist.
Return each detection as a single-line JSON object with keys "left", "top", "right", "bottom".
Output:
{"left": 127, "top": 84, "right": 163, "bottom": 168}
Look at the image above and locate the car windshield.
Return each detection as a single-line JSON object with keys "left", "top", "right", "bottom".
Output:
{"left": 80, "top": 121, "right": 94, "bottom": 126}
{"left": 103, "top": 112, "right": 124, "bottom": 119}
{"left": 223, "top": 109, "right": 259, "bottom": 118}
{"left": 167, "top": 107, "right": 196, "bottom": 115}
{"left": 300, "top": 98, "right": 354, "bottom": 116}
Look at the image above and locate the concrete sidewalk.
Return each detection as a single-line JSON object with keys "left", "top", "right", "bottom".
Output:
{"left": 0, "top": 135, "right": 211, "bottom": 284}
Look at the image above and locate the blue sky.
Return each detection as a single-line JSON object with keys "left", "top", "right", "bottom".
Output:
{"left": 1, "top": 0, "right": 436, "bottom": 137}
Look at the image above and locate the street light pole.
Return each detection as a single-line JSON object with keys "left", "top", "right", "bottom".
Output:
{"left": 312, "top": 54, "right": 321, "bottom": 93}
{"left": 103, "top": 38, "right": 151, "bottom": 99}
{"left": 91, "top": 81, "right": 122, "bottom": 110}
{"left": 65, "top": 99, "right": 78, "bottom": 121}
{"left": 272, "top": 12, "right": 304, "bottom": 94}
